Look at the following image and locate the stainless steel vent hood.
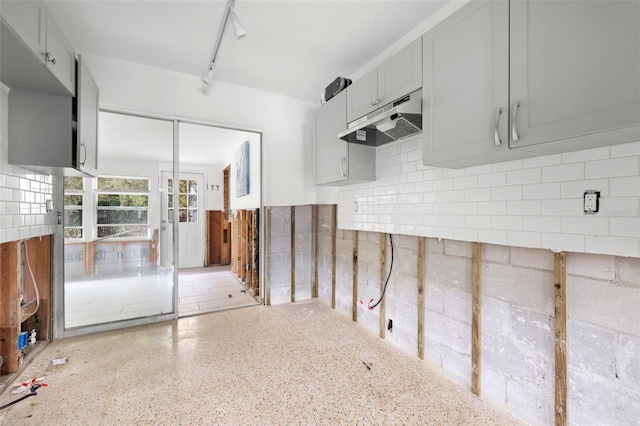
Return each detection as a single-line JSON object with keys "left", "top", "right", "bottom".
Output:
{"left": 338, "top": 89, "right": 422, "bottom": 146}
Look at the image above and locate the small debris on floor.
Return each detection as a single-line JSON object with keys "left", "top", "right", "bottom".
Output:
{"left": 228, "top": 294, "right": 233, "bottom": 298}
{"left": 241, "top": 290, "right": 246, "bottom": 293}
{"left": 51, "top": 357, "right": 68, "bottom": 366}
{"left": 362, "top": 361, "right": 372, "bottom": 371}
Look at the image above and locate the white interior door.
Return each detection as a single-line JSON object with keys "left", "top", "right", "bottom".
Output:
{"left": 170, "top": 172, "right": 204, "bottom": 269}
{"left": 160, "top": 171, "right": 174, "bottom": 269}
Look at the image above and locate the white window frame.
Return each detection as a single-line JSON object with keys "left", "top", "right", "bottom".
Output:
{"left": 95, "top": 175, "right": 151, "bottom": 240}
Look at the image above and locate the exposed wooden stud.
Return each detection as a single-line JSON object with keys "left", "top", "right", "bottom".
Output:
{"left": 331, "top": 205, "right": 337, "bottom": 309}
{"left": 471, "top": 242, "right": 482, "bottom": 396}
{"left": 379, "top": 233, "right": 387, "bottom": 339}
{"left": 265, "top": 207, "right": 271, "bottom": 306}
{"left": 555, "top": 251, "right": 568, "bottom": 426}
{"left": 311, "top": 205, "right": 318, "bottom": 298}
{"left": 352, "top": 230, "right": 358, "bottom": 322}
{"left": 0, "top": 241, "right": 20, "bottom": 374}
{"left": 290, "top": 206, "right": 296, "bottom": 303}
{"left": 417, "top": 237, "right": 425, "bottom": 360}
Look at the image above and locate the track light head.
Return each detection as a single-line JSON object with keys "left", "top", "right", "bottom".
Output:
{"left": 201, "top": 64, "right": 215, "bottom": 85}
{"left": 229, "top": 12, "right": 247, "bottom": 39}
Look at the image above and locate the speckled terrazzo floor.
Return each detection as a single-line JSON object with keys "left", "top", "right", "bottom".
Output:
{"left": 0, "top": 300, "right": 524, "bottom": 425}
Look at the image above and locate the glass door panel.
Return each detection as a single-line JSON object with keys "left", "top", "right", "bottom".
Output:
{"left": 62, "top": 112, "right": 176, "bottom": 329}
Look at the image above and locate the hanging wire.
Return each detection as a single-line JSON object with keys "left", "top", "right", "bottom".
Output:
{"left": 368, "top": 233, "right": 394, "bottom": 310}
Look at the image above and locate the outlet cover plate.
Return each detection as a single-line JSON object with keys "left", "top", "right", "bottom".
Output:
{"left": 584, "top": 190, "right": 600, "bottom": 214}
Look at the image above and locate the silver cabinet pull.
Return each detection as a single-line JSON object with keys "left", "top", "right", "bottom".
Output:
{"left": 45, "top": 51, "right": 56, "bottom": 65}
{"left": 494, "top": 108, "right": 502, "bottom": 146}
{"left": 80, "top": 142, "right": 87, "bottom": 166}
{"left": 511, "top": 101, "right": 520, "bottom": 142}
{"left": 341, "top": 157, "right": 347, "bottom": 177}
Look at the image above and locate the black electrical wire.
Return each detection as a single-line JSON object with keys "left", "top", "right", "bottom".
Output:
{"left": 368, "top": 233, "right": 394, "bottom": 310}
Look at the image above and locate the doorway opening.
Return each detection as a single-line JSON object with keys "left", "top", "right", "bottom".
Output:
{"left": 59, "top": 111, "right": 262, "bottom": 335}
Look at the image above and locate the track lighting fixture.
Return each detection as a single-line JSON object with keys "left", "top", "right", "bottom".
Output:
{"left": 200, "top": 0, "right": 246, "bottom": 86}
{"left": 229, "top": 12, "right": 247, "bottom": 39}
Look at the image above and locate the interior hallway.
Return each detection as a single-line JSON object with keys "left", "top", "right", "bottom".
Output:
{"left": 0, "top": 300, "right": 522, "bottom": 425}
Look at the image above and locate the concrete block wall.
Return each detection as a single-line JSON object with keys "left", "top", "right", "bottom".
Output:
{"left": 317, "top": 205, "right": 333, "bottom": 306}
{"left": 267, "top": 206, "right": 291, "bottom": 304}
{"left": 294, "top": 205, "right": 312, "bottom": 300}
{"left": 566, "top": 253, "right": 640, "bottom": 426}
{"left": 425, "top": 239, "right": 473, "bottom": 386}
{"left": 481, "top": 245, "right": 556, "bottom": 425}
{"left": 0, "top": 84, "right": 59, "bottom": 243}
{"left": 305, "top": 215, "right": 640, "bottom": 425}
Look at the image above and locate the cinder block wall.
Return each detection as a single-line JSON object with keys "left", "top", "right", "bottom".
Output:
{"left": 286, "top": 210, "right": 640, "bottom": 425}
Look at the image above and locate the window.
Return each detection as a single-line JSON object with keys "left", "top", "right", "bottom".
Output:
{"left": 64, "top": 177, "right": 84, "bottom": 239}
{"left": 168, "top": 178, "right": 198, "bottom": 223}
{"left": 97, "top": 177, "right": 149, "bottom": 238}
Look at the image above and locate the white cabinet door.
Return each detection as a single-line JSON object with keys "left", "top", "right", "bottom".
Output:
{"left": 423, "top": 0, "right": 528, "bottom": 168}
{"left": 510, "top": 0, "right": 640, "bottom": 154}
{"left": 76, "top": 55, "right": 99, "bottom": 177}
{"left": 346, "top": 69, "right": 377, "bottom": 123}
{"left": 315, "top": 91, "right": 349, "bottom": 184}
{"left": 44, "top": 11, "right": 75, "bottom": 96}
{"left": 378, "top": 37, "right": 422, "bottom": 107}
{"left": 0, "top": 0, "right": 46, "bottom": 59}
{"left": 315, "top": 90, "right": 375, "bottom": 185}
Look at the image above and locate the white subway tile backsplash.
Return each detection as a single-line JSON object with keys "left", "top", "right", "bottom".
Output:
{"left": 523, "top": 216, "right": 562, "bottom": 233}
{"left": 337, "top": 122, "right": 639, "bottom": 257}
{"left": 541, "top": 233, "right": 585, "bottom": 252}
{"left": 491, "top": 185, "right": 523, "bottom": 201}
{"left": 610, "top": 141, "right": 640, "bottom": 158}
{"left": 610, "top": 217, "right": 640, "bottom": 237}
{"left": 478, "top": 172, "right": 507, "bottom": 188}
{"left": 562, "top": 216, "right": 610, "bottom": 235}
{"left": 507, "top": 168, "right": 541, "bottom": 185}
{"left": 507, "top": 200, "right": 541, "bottom": 216}
{"left": 585, "top": 235, "right": 639, "bottom": 257}
{"left": 561, "top": 179, "right": 609, "bottom": 198}
{"left": 610, "top": 177, "right": 640, "bottom": 197}
{"left": 586, "top": 157, "right": 639, "bottom": 179}
{"left": 562, "top": 146, "right": 610, "bottom": 163}
{"left": 542, "top": 163, "right": 584, "bottom": 182}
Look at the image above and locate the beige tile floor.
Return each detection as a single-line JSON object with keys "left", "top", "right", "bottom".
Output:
{"left": 0, "top": 300, "right": 524, "bottom": 425}
{"left": 178, "top": 266, "right": 259, "bottom": 317}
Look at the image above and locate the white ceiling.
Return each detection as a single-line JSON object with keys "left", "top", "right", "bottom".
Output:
{"left": 45, "top": 0, "right": 448, "bottom": 165}
{"left": 45, "top": 0, "right": 448, "bottom": 103}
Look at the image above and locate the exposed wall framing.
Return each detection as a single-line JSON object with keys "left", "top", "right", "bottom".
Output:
{"left": 471, "top": 242, "right": 482, "bottom": 396}
{"left": 417, "top": 237, "right": 425, "bottom": 359}
{"left": 554, "top": 252, "right": 568, "bottom": 426}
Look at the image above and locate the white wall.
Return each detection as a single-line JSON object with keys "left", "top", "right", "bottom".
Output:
{"left": 83, "top": 54, "right": 318, "bottom": 207}
{"left": 0, "top": 84, "right": 59, "bottom": 243}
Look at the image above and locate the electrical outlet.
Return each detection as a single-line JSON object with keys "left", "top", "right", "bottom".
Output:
{"left": 584, "top": 190, "right": 600, "bottom": 214}
{"left": 387, "top": 318, "right": 393, "bottom": 332}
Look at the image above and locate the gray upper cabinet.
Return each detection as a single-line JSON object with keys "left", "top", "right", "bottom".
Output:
{"left": 423, "top": 0, "right": 640, "bottom": 168}
{"left": 315, "top": 90, "right": 375, "bottom": 186}
{"left": 509, "top": 0, "right": 640, "bottom": 154}
{"left": 76, "top": 54, "right": 99, "bottom": 177}
{"left": 1, "top": 0, "right": 75, "bottom": 96}
{"left": 423, "top": 0, "right": 530, "bottom": 168}
{"left": 347, "top": 38, "right": 422, "bottom": 123}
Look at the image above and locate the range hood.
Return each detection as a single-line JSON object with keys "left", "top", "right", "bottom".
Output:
{"left": 338, "top": 89, "right": 422, "bottom": 146}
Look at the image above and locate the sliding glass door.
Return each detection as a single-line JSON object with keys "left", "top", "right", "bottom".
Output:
{"left": 62, "top": 112, "right": 176, "bottom": 330}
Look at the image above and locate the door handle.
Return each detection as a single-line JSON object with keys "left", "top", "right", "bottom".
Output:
{"left": 494, "top": 108, "right": 502, "bottom": 147}
{"left": 80, "top": 142, "right": 87, "bottom": 167}
{"left": 341, "top": 157, "right": 347, "bottom": 178}
{"left": 511, "top": 101, "right": 520, "bottom": 142}
{"left": 45, "top": 51, "right": 56, "bottom": 65}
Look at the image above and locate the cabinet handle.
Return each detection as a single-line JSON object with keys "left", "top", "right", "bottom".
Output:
{"left": 80, "top": 141, "right": 87, "bottom": 167}
{"left": 369, "top": 99, "right": 380, "bottom": 107}
{"left": 45, "top": 51, "right": 56, "bottom": 65}
{"left": 494, "top": 108, "right": 502, "bottom": 147}
{"left": 341, "top": 157, "right": 347, "bottom": 177}
{"left": 511, "top": 101, "right": 520, "bottom": 142}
